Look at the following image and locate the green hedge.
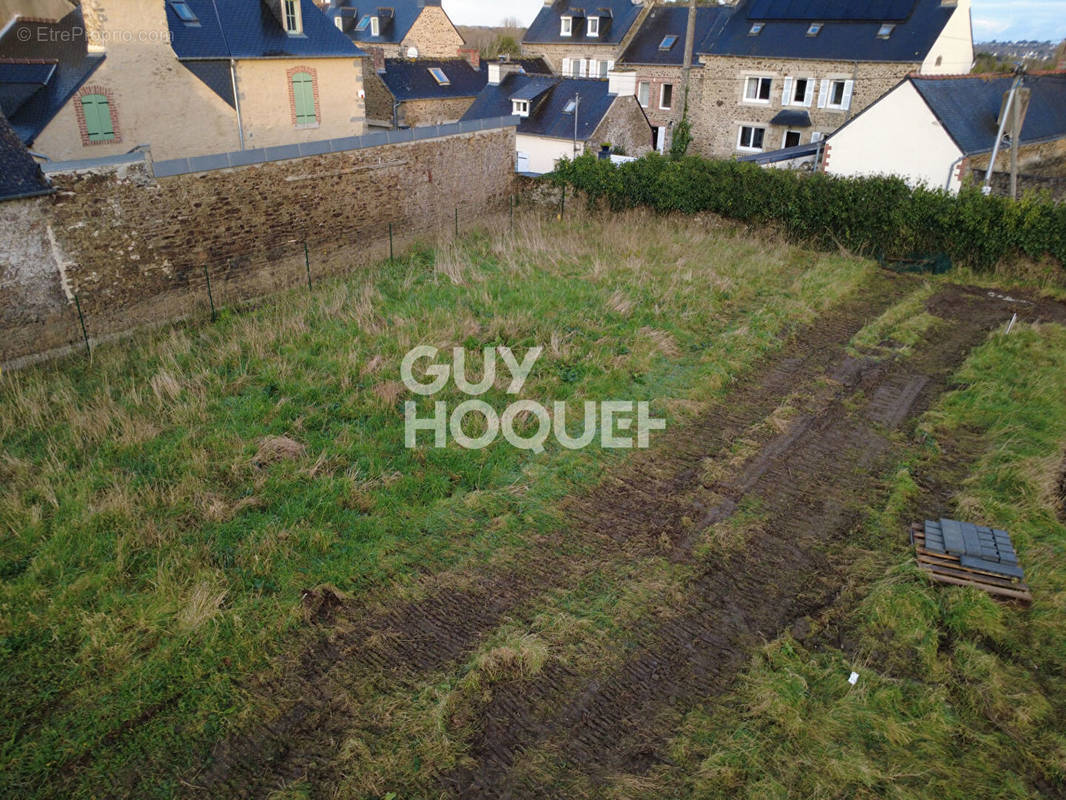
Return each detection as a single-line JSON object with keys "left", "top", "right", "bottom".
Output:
{"left": 549, "top": 153, "right": 1066, "bottom": 272}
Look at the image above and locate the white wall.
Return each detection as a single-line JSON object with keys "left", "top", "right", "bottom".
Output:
{"left": 516, "top": 133, "right": 585, "bottom": 174}
{"left": 921, "top": 0, "right": 974, "bottom": 75}
{"left": 825, "top": 80, "right": 965, "bottom": 193}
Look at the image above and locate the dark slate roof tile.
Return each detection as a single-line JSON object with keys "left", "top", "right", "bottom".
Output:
{"left": 0, "top": 112, "right": 51, "bottom": 200}
{"left": 381, "top": 58, "right": 486, "bottom": 101}
{"left": 524, "top": 0, "right": 644, "bottom": 46}
{"left": 328, "top": 0, "right": 442, "bottom": 47}
{"left": 959, "top": 555, "right": 1025, "bottom": 580}
{"left": 619, "top": 5, "right": 729, "bottom": 66}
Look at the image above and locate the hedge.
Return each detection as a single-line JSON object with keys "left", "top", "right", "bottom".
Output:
{"left": 549, "top": 153, "right": 1066, "bottom": 272}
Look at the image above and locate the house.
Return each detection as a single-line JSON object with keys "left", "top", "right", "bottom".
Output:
{"left": 823, "top": 72, "right": 1066, "bottom": 193}
{"left": 615, "top": 4, "right": 729, "bottom": 153}
{"left": 328, "top": 0, "right": 465, "bottom": 59}
{"left": 688, "top": 0, "right": 974, "bottom": 159}
{"left": 371, "top": 56, "right": 485, "bottom": 127}
{"left": 521, "top": 0, "right": 653, "bottom": 77}
{"left": 9, "top": 0, "right": 367, "bottom": 162}
{"left": 462, "top": 62, "right": 652, "bottom": 174}
{"left": 0, "top": 112, "right": 50, "bottom": 201}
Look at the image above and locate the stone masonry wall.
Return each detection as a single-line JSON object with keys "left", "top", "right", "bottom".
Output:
{"left": 591, "top": 95, "right": 654, "bottom": 157}
{"left": 0, "top": 127, "right": 516, "bottom": 364}
{"left": 402, "top": 6, "right": 466, "bottom": 58}
{"left": 399, "top": 97, "right": 477, "bottom": 127}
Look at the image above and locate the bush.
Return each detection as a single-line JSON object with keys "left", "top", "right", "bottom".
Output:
{"left": 549, "top": 154, "right": 1066, "bottom": 272}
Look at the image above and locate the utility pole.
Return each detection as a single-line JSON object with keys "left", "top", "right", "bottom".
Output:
{"left": 983, "top": 66, "right": 1024, "bottom": 196}
{"left": 572, "top": 92, "right": 580, "bottom": 158}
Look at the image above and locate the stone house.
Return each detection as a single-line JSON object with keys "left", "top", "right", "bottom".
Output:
{"left": 824, "top": 72, "right": 1066, "bottom": 193}
{"left": 372, "top": 55, "right": 485, "bottom": 127}
{"left": 688, "top": 0, "right": 975, "bottom": 159}
{"left": 521, "top": 0, "right": 653, "bottom": 78}
{"left": 462, "top": 62, "right": 652, "bottom": 174}
{"left": 328, "top": 0, "right": 465, "bottom": 59}
{"left": 6, "top": 0, "right": 368, "bottom": 162}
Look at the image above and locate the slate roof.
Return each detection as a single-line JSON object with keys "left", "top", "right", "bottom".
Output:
{"left": 478, "top": 57, "right": 553, "bottom": 77}
{"left": 168, "top": 0, "right": 365, "bottom": 60}
{"left": 462, "top": 74, "right": 622, "bottom": 141}
{"left": 380, "top": 58, "right": 485, "bottom": 101}
{"left": 619, "top": 5, "right": 729, "bottom": 66}
{"left": 328, "top": 0, "right": 447, "bottom": 47}
{"left": 910, "top": 73, "right": 1066, "bottom": 155}
{"left": 0, "top": 10, "right": 105, "bottom": 144}
{"left": 524, "top": 0, "right": 645, "bottom": 46}
{"left": 0, "top": 112, "right": 51, "bottom": 200}
{"left": 697, "top": 0, "right": 956, "bottom": 62}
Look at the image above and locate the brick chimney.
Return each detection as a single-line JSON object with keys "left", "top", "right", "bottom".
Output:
{"left": 368, "top": 46, "right": 385, "bottom": 72}
{"left": 459, "top": 47, "right": 480, "bottom": 70}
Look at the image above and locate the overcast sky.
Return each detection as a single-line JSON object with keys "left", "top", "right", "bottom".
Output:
{"left": 441, "top": 0, "right": 1066, "bottom": 42}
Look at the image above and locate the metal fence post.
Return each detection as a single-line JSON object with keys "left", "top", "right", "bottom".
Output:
{"left": 388, "top": 222, "right": 394, "bottom": 261}
{"left": 203, "top": 265, "right": 217, "bottom": 322}
{"left": 454, "top": 207, "right": 459, "bottom": 238}
{"left": 559, "top": 185, "right": 566, "bottom": 218}
{"left": 304, "top": 242, "right": 312, "bottom": 290}
{"left": 73, "top": 294, "right": 90, "bottom": 357}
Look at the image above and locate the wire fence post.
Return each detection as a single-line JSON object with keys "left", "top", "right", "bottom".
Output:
{"left": 510, "top": 194, "right": 514, "bottom": 232}
{"left": 304, "top": 242, "right": 312, "bottom": 290}
{"left": 559, "top": 185, "right": 566, "bottom": 218}
{"left": 388, "top": 222, "right": 394, "bottom": 262}
{"left": 73, "top": 294, "right": 90, "bottom": 357}
{"left": 454, "top": 207, "right": 459, "bottom": 238}
{"left": 203, "top": 264, "right": 216, "bottom": 322}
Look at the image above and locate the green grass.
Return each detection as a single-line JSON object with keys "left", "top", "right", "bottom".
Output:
{"left": 0, "top": 210, "right": 883, "bottom": 798}
{"left": 665, "top": 322, "right": 1066, "bottom": 800}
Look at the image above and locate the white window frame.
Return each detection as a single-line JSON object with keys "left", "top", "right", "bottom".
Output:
{"left": 781, "top": 76, "right": 813, "bottom": 107}
{"left": 877, "top": 23, "right": 895, "bottom": 38}
{"left": 370, "top": 15, "right": 379, "bottom": 36}
{"left": 512, "top": 99, "right": 529, "bottom": 117}
{"left": 819, "top": 78, "right": 853, "bottom": 111}
{"left": 587, "top": 16, "right": 599, "bottom": 36}
{"left": 428, "top": 67, "right": 450, "bottom": 85}
{"left": 659, "top": 83, "right": 673, "bottom": 110}
{"left": 282, "top": 0, "right": 302, "bottom": 35}
{"left": 561, "top": 16, "right": 572, "bottom": 36}
{"left": 806, "top": 22, "right": 822, "bottom": 36}
{"left": 737, "top": 125, "right": 765, "bottom": 152}
{"left": 782, "top": 129, "right": 802, "bottom": 148}
{"left": 334, "top": 16, "right": 344, "bottom": 30}
{"left": 637, "top": 80, "right": 650, "bottom": 108}
{"left": 743, "top": 76, "right": 772, "bottom": 104}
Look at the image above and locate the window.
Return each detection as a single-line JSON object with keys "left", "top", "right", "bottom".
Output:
{"left": 169, "top": 0, "right": 199, "bottom": 24}
{"left": 738, "top": 125, "right": 765, "bottom": 151}
{"left": 282, "top": 0, "right": 302, "bottom": 35}
{"left": 783, "top": 130, "right": 801, "bottom": 148}
{"left": 659, "top": 35, "right": 677, "bottom": 50}
{"left": 561, "top": 16, "right": 572, "bottom": 36}
{"left": 370, "top": 16, "right": 379, "bottom": 36}
{"left": 637, "top": 80, "right": 650, "bottom": 108}
{"left": 80, "top": 93, "right": 115, "bottom": 142}
{"left": 819, "top": 78, "right": 853, "bottom": 110}
{"left": 748, "top": 22, "right": 764, "bottom": 35}
{"left": 597, "top": 59, "right": 610, "bottom": 78}
{"left": 587, "top": 16, "right": 599, "bottom": 36}
{"left": 806, "top": 22, "right": 822, "bottom": 36}
{"left": 428, "top": 67, "right": 450, "bottom": 85}
{"left": 334, "top": 16, "right": 344, "bottom": 30}
{"left": 291, "top": 71, "right": 317, "bottom": 125}
{"left": 783, "top": 76, "right": 812, "bottom": 106}
{"left": 356, "top": 15, "right": 370, "bottom": 31}
{"left": 744, "top": 76, "right": 772, "bottom": 103}
{"left": 563, "top": 98, "right": 576, "bottom": 113}
{"left": 512, "top": 99, "right": 529, "bottom": 117}
{"left": 877, "top": 23, "right": 895, "bottom": 38}
{"left": 935, "top": 55, "right": 943, "bottom": 66}
{"left": 659, "top": 83, "right": 673, "bottom": 110}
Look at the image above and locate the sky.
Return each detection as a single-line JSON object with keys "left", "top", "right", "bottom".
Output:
{"left": 441, "top": 0, "right": 1066, "bottom": 42}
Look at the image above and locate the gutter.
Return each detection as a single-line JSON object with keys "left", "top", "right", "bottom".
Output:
{"left": 1, "top": 187, "right": 55, "bottom": 202}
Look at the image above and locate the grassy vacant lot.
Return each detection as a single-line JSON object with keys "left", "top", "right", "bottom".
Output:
{"left": 1, "top": 210, "right": 1064, "bottom": 799}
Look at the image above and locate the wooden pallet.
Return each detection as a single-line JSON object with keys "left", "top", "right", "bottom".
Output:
{"left": 909, "top": 522, "right": 1032, "bottom": 603}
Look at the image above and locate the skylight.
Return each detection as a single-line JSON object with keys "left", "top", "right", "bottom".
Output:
{"left": 806, "top": 22, "right": 822, "bottom": 36}
{"left": 428, "top": 67, "right": 450, "bottom": 85}
{"left": 356, "top": 15, "right": 371, "bottom": 31}
{"left": 170, "top": 0, "right": 198, "bottom": 24}
{"left": 877, "top": 23, "right": 895, "bottom": 38}
{"left": 748, "top": 22, "right": 764, "bottom": 36}
{"left": 563, "top": 98, "right": 576, "bottom": 113}
{"left": 659, "top": 35, "right": 678, "bottom": 50}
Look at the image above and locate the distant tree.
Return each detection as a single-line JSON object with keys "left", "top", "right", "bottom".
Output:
{"left": 488, "top": 34, "right": 521, "bottom": 58}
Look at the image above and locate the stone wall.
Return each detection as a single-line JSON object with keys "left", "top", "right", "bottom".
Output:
{"left": 0, "top": 126, "right": 516, "bottom": 364}
{"left": 690, "top": 56, "right": 916, "bottom": 159}
{"left": 399, "top": 97, "right": 477, "bottom": 127}
{"left": 591, "top": 95, "right": 654, "bottom": 158}
{"left": 402, "top": 5, "right": 466, "bottom": 58}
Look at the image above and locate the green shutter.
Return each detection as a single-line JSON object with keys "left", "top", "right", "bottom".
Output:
{"left": 292, "top": 73, "right": 316, "bottom": 125}
{"left": 81, "top": 94, "right": 114, "bottom": 142}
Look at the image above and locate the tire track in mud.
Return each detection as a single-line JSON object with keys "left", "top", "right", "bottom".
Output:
{"left": 443, "top": 286, "right": 1036, "bottom": 797}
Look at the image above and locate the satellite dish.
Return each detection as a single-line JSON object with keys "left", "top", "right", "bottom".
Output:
{"left": 407, "top": 45, "right": 419, "bottom": 58}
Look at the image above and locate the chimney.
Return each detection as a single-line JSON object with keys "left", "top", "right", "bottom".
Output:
{"left": 488, "top": 58, "right": 521, "bottom": 85}
{"left": 459, "top": 47, "right": 480, "bottom": 70}
{"left": 369, "top": 46, "right": 385, "bottom": 72}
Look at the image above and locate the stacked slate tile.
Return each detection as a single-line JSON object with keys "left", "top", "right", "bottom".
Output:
{"left": 923, "top": 519, "right": 1022, "bottom": 579}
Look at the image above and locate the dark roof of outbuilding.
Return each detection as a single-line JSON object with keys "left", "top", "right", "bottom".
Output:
{"left": 462, "top": 74, "right": 622, "bottom": 140}
{"left": 738, "top": 139, "right": 821, "bottom": 163}
{"left": 697, "top": 0, "right": 956, "bottom": 62}
{"left": 381, "top": 58, "right": 486, "bottom": 100}
{"left": 910, "top": 73, "right": 1066, "bottom": 155}
{"left": 524, "top": 0, "right": 645, "bottom": 46}
{"left": 0, "top": 11, "right": 105, "bottom": 145}
{"left": 328, "top": 0, "right": 448, "bottom": 47}
{"left": 0, "top": 112, "right": 51, "bottom": 200}
{"left": 619, "top": 5, "right": 729, "bottom": 66}
{"left": 168, "top": 0, "right": 365, "bottom": 60}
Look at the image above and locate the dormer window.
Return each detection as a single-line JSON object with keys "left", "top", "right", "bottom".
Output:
{"left": 561, "top": 16, "right": 572, "bottom": 36}
{"left": 877, "top": 23, "right": 895, "bottom": 38}
{"left": 169, "top": 0, "right": 199, "bottom": 25}
{"left": 334, "top": 16, "right": 344, "bottom": 30}
{"left": 587, "top": 16, "right": 599, "bottom": 36}
{"left": 659, "top": 35, "right": 677, "bottom": 50}
{"left": 428, "top": 67, "right": 450, "bottom": 85}
{"left": 282, "top": 0, "right": 302, "bottom": 35}
{"left": 356, "top": 15, "right": 370, "bottom": 31}
{"left": 748, "top": 22, "right": 764, "bottom": 36}
{"left": 370, "top": 15, "right": 380, "bottom": 36}
{"left": 806, "top": 22, "right": 822, "bottom": 36}
{"left": 512, "top": 99, "right": 530, "bottom": 117}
